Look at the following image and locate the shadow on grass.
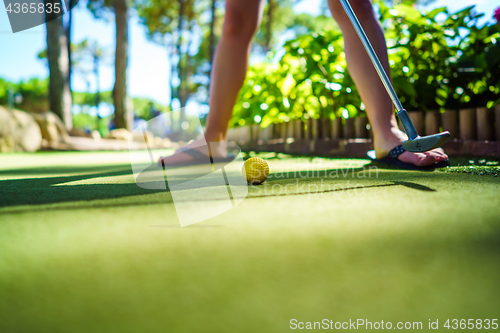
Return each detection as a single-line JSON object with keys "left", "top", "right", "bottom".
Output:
{"left": 0, "top": 164, "right": 133, "bottom": 177}
{"left": 0, "top": 163, "right": 436, "bottom": 212}
{"left": 0, "top": 164, "right": 160, "bottom": 208}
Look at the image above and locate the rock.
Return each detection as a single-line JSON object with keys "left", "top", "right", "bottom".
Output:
{"left": 0, "top": 107, "right": 16, "bottom": 152}
{"left": 69, "top": 128, "right": 91, "bottom": 138}
{"left": 91, "top": 130, "right": 101, "bottom": 141}
{"left": 131, "top": 130, "right": 155, "bottom": 145}
{"left": 31, "top": 111, "right": 70, "bottom": 143}
{"left": 108, "top": 128, "right": 131, "bottom": 141}
{"left": 154, "top": 136, "right": 164, "bottom": 148}
{"left": 11, "top": 109, "right": 43, "bottom": 152}
{"left": 0, "top": 106, "right": 42, "bottom": 152}
{"left": 163, "top": 137, "right": 172, "bottom": 148}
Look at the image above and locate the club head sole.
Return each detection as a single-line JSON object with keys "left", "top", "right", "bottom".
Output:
{"left": 402, "top": 131, "right": 450, "bottom": 152}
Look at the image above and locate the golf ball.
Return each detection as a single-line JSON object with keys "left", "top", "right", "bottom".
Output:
{"left": 242, "top": 157, "right": 269, "bottom": 185}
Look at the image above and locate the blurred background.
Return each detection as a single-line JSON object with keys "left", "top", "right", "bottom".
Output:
{"left": 0, "top": 0, "right": 498, "bottom": 150}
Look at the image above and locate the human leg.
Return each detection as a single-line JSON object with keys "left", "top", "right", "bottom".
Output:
{"left": 160, "top": 0, "right": 265, "bottom": 164}
{"left": 328, "top": 0, "right": 447, "bottom": 166}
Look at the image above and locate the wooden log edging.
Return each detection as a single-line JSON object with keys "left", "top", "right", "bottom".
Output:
{"left": 235, "top": 138, "right": 500, "bottom": 158}
{"left": 229, "top": 106, "right": 500, "bottom": 157}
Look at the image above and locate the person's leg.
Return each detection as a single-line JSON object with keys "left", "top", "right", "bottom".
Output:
{"left": 328, "top": 0, "right": 447, "bottom": 166}
{"left": 160, "top": 0, "right": 265, "bottom": 164}
{"left": 205, "top": 0, "right": 266, "bottom": 143}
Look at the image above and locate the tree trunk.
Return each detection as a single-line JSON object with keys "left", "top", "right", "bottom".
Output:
{"left": 66, "top": 0, "right": 72, "bottom": 94}
{"left": 208, "top": 0, "right": 217, "bottom": 69}
{"left": 46, "top": 16, "right": 72, "bottom": 130}
{"left": 113, "top": 0, "right": 129, "bottom": 130}
{"left": 207, "top": 0, "right": 217, "bottom": 94}
{"left": 94, "top": 54, "right": 101, "bottom": 131}
{"left": 168, "top": 43, "right": 176, "bottom": 110}
{"left": 177, "top": 0, "right": 186, "bottom": 124}
{"left": 264, "top": 0, "right": 275, "bottom": 53}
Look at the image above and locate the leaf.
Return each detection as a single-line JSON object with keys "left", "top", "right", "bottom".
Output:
{"left": 426, "top": 7, "right": 447, "bottom": 20}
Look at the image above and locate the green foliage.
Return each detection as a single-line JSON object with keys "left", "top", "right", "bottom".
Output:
{"left": 72, "top": 91, "right": 113, "bottom": 106}
{"left": 380, "top": 2, "right": 500, "bottom": 110}
{"left": 288, "top": 13, "right": 339, "bottom": 37}
{"left": 0, "top": 77, "right": 49, "bottom": 113}
{"left": 255, "top": 0, "right": 298, "bottom": 51}
{"left": 232, "top": 30, "right": 362, "bottom": 128}
{"left": 73, "top": 113, "right": 112, "bottom": 136}
{"left": 132, "top": 97, "right": 170, "bottom": 120}
{"left": 232, "top": 3, "right": 500, "bottom": 127}
{"left": 0, "top": 77, "right": 15, "bottom": 106}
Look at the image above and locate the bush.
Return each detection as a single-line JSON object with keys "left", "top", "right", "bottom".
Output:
{"left": 0, "top": 77, "right": 49, "bottom": 113}
{"left": 232, "top": 3, "right": 500, "bottom": 127}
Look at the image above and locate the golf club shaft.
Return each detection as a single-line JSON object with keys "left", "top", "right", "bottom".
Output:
{"left": 338, "top": 0, "right": 403, "bottom": 112}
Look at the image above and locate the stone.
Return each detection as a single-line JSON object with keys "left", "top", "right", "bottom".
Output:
{"left": 69, "top": 128, "right": 91, "bottom": 137}
{"left": 91, "top": 130, "right": 101, "bottom": 141}
{"left": 31, "top": 111, "right": 70, "bottom": 143}
{"left": 0, "top": 106, "right": 42, "bottom": 152}
{"left": 154, "top": 136, "right": 164, "bottom": 148}
{"left": 0, "top": 107, "right": 16, "bottom": 152}
{"left": 163, "top": 137, "right": 172, "bottom": 148}
{"left": 131, "top": 130, "right": 154, "bottom": 145}
{"left": 108, "top": 128, "right": 131, "bottom": 141}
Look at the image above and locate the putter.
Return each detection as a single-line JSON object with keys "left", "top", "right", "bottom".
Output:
{"left": 339, "top": 0, "right": 450, "bottom": 152}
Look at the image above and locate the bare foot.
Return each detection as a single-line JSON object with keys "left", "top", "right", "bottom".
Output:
{"left": 158, "top": 137, "right": 228, "bottom": 166}
{"left": 374, "top": 127, "right": 448, "bottom": 167}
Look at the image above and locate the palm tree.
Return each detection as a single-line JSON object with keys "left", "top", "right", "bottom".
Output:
{"left": 87, "top": 0, "right": 131, "bottom": 130}
{"left": 113, "top": 0, "right": 130, "bottom": 129}
{"left": 46, "top": 16, "right": 73, "bottom": 130}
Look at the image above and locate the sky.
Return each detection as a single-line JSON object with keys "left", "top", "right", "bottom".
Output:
{"left": 0, "top": 0, "right": 498, "bottom": 108}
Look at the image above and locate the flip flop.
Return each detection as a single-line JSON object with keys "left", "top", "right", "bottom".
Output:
{"left": 159, "top": 147, "right": 236, "bottom": 168}
{"left": 367, "top": 145, "right": 450, "bottom": 171}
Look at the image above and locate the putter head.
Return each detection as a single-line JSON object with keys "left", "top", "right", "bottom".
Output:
{"left": 402, "top": 131, "right": 450, "bottom": 152}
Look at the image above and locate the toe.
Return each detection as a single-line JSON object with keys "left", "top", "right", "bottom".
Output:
{"left": 414, "top": 153, "right": 438, "bottom": 167}
{"left": 426, "top": 148, "right": 448, "bottom": 162}
{"left": 399, "top": 151, "right": 437, "bottom": 167}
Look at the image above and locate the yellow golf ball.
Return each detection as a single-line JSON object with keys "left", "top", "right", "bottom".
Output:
{"left": 242, "top": 157, "right": 269, "bottom": 185}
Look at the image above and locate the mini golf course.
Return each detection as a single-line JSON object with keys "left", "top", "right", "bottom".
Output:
{"left": 0, "top": 151, "right": 499, "bottom": 332}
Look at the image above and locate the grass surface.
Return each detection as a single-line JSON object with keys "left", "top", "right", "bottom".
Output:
{"left": 0, "top": 151, "right": 499, "bottom": 332}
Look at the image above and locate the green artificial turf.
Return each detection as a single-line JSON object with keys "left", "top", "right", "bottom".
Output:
{"left": 0, "top": 151, "right": 499, "bottom": 332}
